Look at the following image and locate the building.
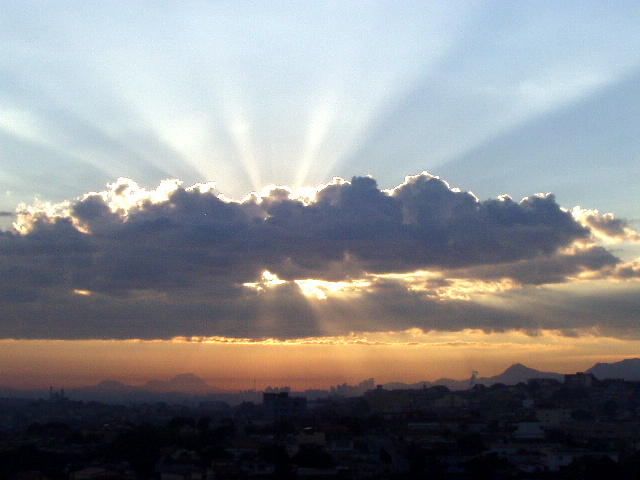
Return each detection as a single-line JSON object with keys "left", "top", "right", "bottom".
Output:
{"left": 564, "top": 372, "right": 596, "bottom": 388}
{"left": 262, "top": 392, "right": 307, "bottom": 420}
{"left": 535, "top": 408, "right": 572, "bottom": 428}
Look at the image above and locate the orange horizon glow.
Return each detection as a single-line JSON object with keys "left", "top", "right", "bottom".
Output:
{"left": 2, "top": 329, "right": 639, "bottom": 392}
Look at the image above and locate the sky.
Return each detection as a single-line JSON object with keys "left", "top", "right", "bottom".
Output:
{"left": 2, "top": 1, "right": 640, "bottom": 391}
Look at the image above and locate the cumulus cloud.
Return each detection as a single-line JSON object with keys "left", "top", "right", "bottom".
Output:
{"left": 0, "top": 172, "right": 637, "bottom": 340}
{"left": 572, "top": 206, "right": 640, "bottom": 242}
{"left": 612, "top": 259, "right": 640, "bottom": 279}
{"left": 446, "top": 245, "right": 620, "bottom": 286}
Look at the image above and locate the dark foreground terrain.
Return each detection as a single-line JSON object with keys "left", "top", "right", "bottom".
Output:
{"left": 2, "top": 373, "right": 640, "bottom": 479}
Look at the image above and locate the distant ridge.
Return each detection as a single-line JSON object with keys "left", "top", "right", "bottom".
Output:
{"left": 71, "top": 373, "right": 221, "bottom": 402}
{"left": 586, "top": 358, "right": 640, "bottom": 381}
{"left": 145, "top": 373, "right": 218, "bottom": 394}
{"left": 4, "top": 359, "right": 640, "bottom": 403}
{"left": 481, "top": 363, "right": 564, "bottom": 386}
{"left": 0, "top": 385, "right": 41, "bottom": 399}
{"left": 383, "top": 363, "right": 564, "bottom": 391}
{"left": 91, "top": 380, "right": 141, "bottom": 392}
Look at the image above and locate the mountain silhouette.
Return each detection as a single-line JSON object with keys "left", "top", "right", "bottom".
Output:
{"left": 586, "top": 358, "right": 640, "bottom": 380}
{"left": 65, "top": 373, "right": 221, "bottom": 402}
{"left": 5, "top": 359, "right": 640, "bottom": 404}
{"left": 145, "top": 373, "right": 217, "bottom": 393}
{"left": 91, "top": 380, "right": 141, "bottom": 392}
{"left": 485, "top": 363, "right": 564, "bottom": 385}
{"left": 382, "top": 364, "right": 564, "bottom": 391}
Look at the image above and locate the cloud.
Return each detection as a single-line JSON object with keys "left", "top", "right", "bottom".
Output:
{"left": 0, "top": 172, "right": 636, "bottom": 340}
{"left": 612, "top": 259, "right": 640, "bottom": 280}
{"left": 447, "top": 245, "right": 620, "bottom": 286}
{"left": 572, "top": 206, "right": 640, "bottom": 242}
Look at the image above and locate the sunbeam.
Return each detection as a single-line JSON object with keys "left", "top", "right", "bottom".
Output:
{"left": 2, "top": 1, "right": 640, "bottom": 395}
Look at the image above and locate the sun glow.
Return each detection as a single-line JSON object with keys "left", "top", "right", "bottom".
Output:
{"left": 2, "top": 329, "right": 640, "bottom": 391}
{"left": 372, "top": 270, "right": 521, "bottom": 300}
{"left": 238, "top": 176, "right": 348, "bottom": 208}
{"left": 243, "top": 270, "right": 287, "bottom": 292}
{"left": 295, "top": 278, "right": 372, "bottom": 300}
{"left": 432, "top": 278, "right": 521, "bottom": 300}
{"left": 153, "top": 327, "right": 634, "bottom": 349}
{"left": 243, "top": 270, "right": 372, "bottom": 300}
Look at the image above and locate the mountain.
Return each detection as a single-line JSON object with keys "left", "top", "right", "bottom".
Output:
{"left": 586, "top": 358, "right": 640, "bottom": 381}
{"left": 480, "top": 363, "right": 564, "bottom": 386}
{"left": 90, "top": 380, "right": 142, "bottom": 392}
{"left": 4, "top": 359, "right": 640, "bottom": 404}
{"left": 69, "top": 374, "right": 221, "bottom": 402}
{"left": 0, "top": 385, "right": 43, "bottom": 399}
{"left": 145, "top": 373, "right": 218, "bottom": 394}
{"left": 432, "top": 378, "right": 470, "bottom": 390}
{"left": 72, "top": 380, "right": 154, "bottom": 403}
{"left": 427, "top": 364, "right": 564, "bottom": 391}
{"left": 376, "top": 364, "right": 565, "bottom": 392}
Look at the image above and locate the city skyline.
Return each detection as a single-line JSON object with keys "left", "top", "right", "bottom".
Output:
{"left": 2, "top": 2, "right": 640, "bottom": 390}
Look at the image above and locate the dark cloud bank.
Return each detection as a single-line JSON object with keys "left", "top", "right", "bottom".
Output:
{"left": 0, "top": 173, "right": 637, "bottom": 340}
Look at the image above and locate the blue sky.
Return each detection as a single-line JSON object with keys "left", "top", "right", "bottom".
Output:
{"left": 2, "top": 1, "right": 639, "bottom": 217}
{"left": 2, "top": 2, "right": 640, "bottom": 386}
